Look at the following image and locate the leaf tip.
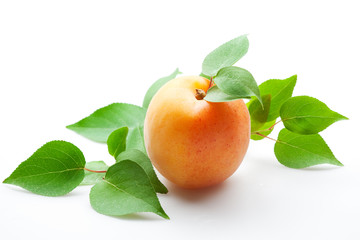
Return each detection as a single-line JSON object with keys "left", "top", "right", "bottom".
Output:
{"left": 257, "top": 96, "right": 264, "bottom": 109}
{"left": 175, "top": 68, "right": 182, "bottom": 75}
{"left": 157, "top": 186, "right": 169, "bottom": 194}
{"left": 333, "top": 110, "right": 349, "bottom": 122}
{"left": 159, "top": 211, "right": 170, "bottom": 220}
{"left": 3, "top": 177, "right": 10, "bottom": 184}
{"left": 333, "top": 160, "right": 344, "bottom": 167}
{"left": 341, "top": 115, "right": 349, "bottom": 121}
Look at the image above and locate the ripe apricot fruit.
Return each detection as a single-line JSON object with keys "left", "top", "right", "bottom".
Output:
{"left": 144, "top": 76, "right": 250, "bottom": 189}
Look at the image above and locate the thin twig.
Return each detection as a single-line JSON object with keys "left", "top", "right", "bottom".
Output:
{"left": 207, "top": 76, "right": 213, "bottom": 91}
{"left": 255, "top": 132, "right": 278, "bottom": 142}
{"left": 269, "top": 119, "right": 282, "bottom": 130}
{"left": 84, "top": 168, "right": 107, "bottom": 173}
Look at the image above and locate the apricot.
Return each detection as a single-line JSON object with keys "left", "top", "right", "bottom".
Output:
{"left": 144, "top": 76, "right": 250, "bottom": 189}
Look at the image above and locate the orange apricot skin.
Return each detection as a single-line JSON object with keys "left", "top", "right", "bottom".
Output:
{"left": 144, "top": 76, "right": 250, "bottom": 189}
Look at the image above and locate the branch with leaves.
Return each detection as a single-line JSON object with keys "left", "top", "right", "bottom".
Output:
{"left": 3, "top": 34, "right": 348, "bottom": 219}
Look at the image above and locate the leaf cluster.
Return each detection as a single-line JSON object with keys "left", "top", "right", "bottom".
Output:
{"left": 4, "top": 129, "right": 169, "bottom": 219}
{"left": 3, "top": 34, "right": 348, "bottom": 221}
{"left": 247, "top": 77, "right": 347, "bottom": 168}
{"left": 199, "top": 35, "right": 347, "bottom": 169}
{"left": 4, "top": 66, "right": 183, "bottom": 219}
{"left": 201, "top": 35, "right": 262, "bottom": 105}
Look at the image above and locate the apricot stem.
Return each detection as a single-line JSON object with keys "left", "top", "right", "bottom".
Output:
{"left": 84, "top": 168, "right": 107, "bottom": 173}
{"left": 195, "top": 89, "right": 206, "bottom": 100}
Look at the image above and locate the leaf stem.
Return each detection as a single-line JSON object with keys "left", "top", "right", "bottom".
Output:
{"left": 207, "top": 76, "right": 213, "bottom": 92}
{"left": 84, "top": 168, "right": 107, "bottom": 173}
{"left": 251, "top": 119, "right": 283, "bottom": 135}
{"left": 255, "top": 132, "right": 278, "bottom": 142}
{"left": 269, "top": 119, "right": 282, "bottom": 130}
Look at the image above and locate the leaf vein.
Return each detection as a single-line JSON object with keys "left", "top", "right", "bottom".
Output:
{"left": 8, "top": 168, "right": 83, "bottom": 180}
{"left": 277, "top": 138, "right": 332, "bottom": 161}
{"left": 103, "top": 179, "right": 156, "bottom": 211}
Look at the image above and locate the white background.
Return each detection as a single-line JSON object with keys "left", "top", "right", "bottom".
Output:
{"left": 1, "top": 0, "right": 359, "bottom": 239}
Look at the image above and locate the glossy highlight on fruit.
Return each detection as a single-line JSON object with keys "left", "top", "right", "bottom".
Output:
{"left": 144, "top": 76, "right": 250, "bottom": 189}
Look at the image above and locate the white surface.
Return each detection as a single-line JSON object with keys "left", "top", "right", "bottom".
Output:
{"left": 1, "top": 1, "right": 359, "bottom": 239}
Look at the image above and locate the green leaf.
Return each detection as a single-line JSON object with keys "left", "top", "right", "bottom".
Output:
{"left": 246, "top": 75, "right": 296, "bottom": 140}
{"left": 3, "top": 141, "right": 85, "bottom": 196}
{"left": 116, "top": 149, "right": 168, "bottom": 194}
{"left": 251, "top": 120, "right": 276, "bottom": 140}
{"left": 214, "top": 66, "right": 262, "bottom": 105}
{"left": 202, "top": 35, "right": 249, "bottom": 77}
{"left": 247, "top": 94, "right": 271, "bottom": 132}
{"left": 142, "top": 68, "right": 181, "bottom": 108}
{"left": 90, "top": 160, "right": 169, "bottom": 219}
{"left": 256, "top": 75, "right": 297, "bottom": 121}
{"left": 204, "top": 85, "right": 251, "bottom": 102}
{"left": 199, "top": 72, "right": 211, "bottom": 80}
{"left": 274, "top": 129, "right": 343, "bottom": 168}
{"left": 81, "top": 161, "right": 108, "bottom": 185}
{"left": 67, "top": 103, "right": 147, "bottom": 152}
{"left": 127, "top": 125, "right": 146, "bottom": 153}
{"left": 107, "top": 127, "right": 128, "bottom": 158}
{"left": 280, "top": 96, "right": 348, "bottom": 135}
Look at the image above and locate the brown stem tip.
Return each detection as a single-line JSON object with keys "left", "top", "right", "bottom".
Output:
{"left": 195, "top": 89, "right": 206, "bottom": 100}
